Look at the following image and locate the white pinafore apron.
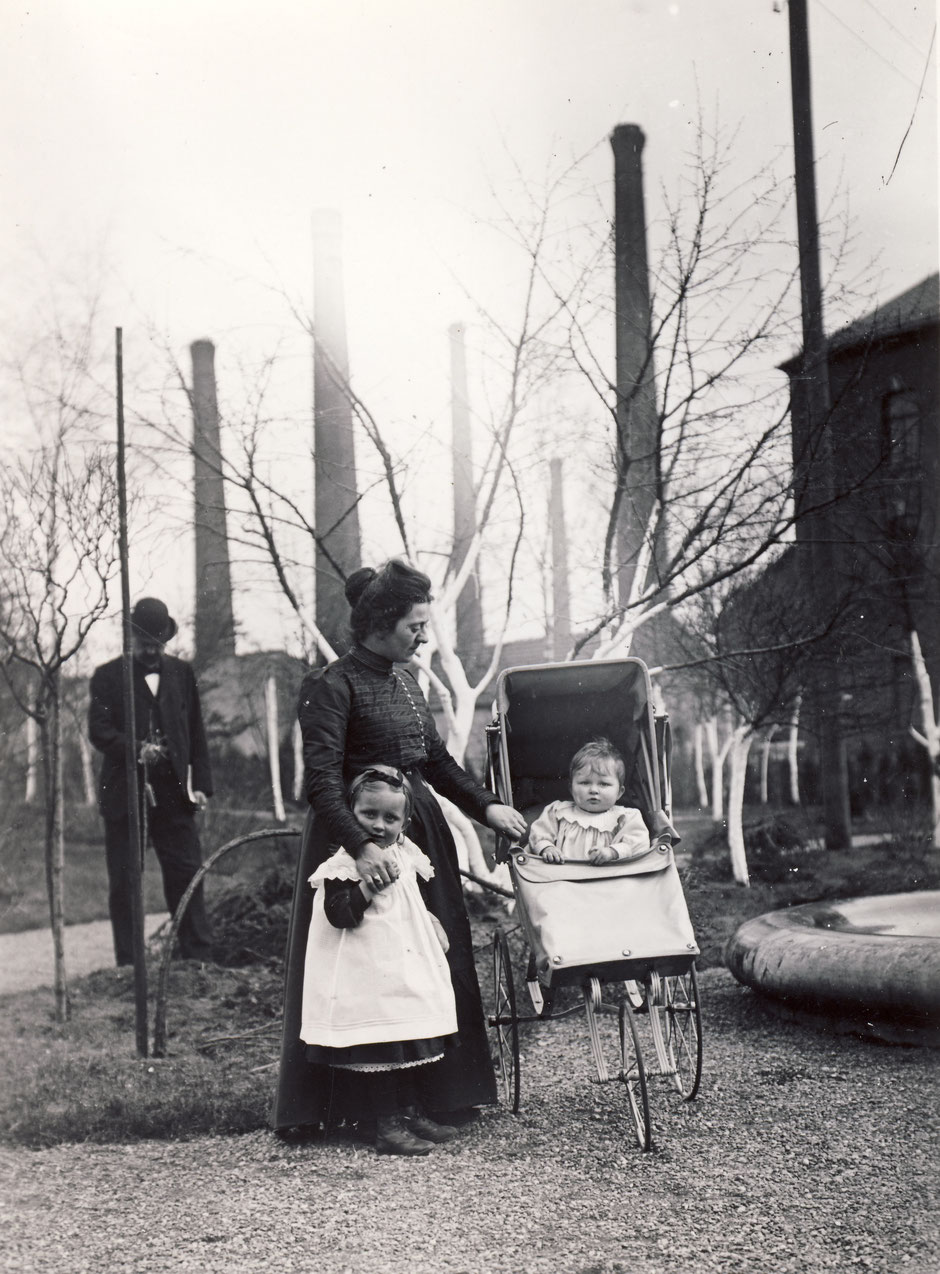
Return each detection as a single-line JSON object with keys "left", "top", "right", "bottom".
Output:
{"left": 299, "top": 838, "right": 457, "bottom": 1048}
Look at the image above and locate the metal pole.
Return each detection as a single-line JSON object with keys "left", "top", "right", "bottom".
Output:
{"left": 116, "top": 328, "right": 149, "bottom": 1055}
{"left": 787, "top": 0, "right": 851, "bottom": 849}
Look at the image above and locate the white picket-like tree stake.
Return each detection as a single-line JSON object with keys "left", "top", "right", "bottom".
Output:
{"left": 693, "top": 722, "right": 709, "bottom": 809}
{"left": 291, "top": 718, "right": 304, "bottom": 804}
{"left": 76, "top": 725, "right": 95, "bottom": 807}
{"left": 908, "top": 629, "right": 940, "bottom": 850}
{"left": 265, "top": 675, "right": 286, "bottom": 823}
{"left": 760, "top": 725, "right": 777, "bottom": 805}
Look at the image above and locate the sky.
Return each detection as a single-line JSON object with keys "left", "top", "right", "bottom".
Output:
{"left": 1, "top": 0, "right": 937, "bottom": 658}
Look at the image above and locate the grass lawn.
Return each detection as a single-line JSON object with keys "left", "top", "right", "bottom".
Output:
{"left": 0, "top": 801, "right": 301, "bottom": 934}
{"left": 0, "top": 798, "right": 936, "bottom": 1149}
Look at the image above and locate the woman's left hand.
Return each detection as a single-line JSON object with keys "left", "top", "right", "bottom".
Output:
{"left": 485, "top": 803, "right": 528, "bottom": 842}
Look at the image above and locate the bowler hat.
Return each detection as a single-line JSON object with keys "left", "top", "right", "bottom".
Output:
{"left": 131, "top": 598, "right": 178, "bottom": 643}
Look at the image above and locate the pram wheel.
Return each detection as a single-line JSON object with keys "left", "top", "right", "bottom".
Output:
{"left": 491, "top": 928, "right": 521, "bottom": 1114}
{"left": 583, "top": 978, "right": 652, "bottom": 1152}
{"left": 619, "top": 1003, "right": 652, "bottom": 1151}
{"left": 661, "top": 967, "right": 703, "bottom": 1099}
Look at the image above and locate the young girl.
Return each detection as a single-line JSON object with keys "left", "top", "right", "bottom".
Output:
{"left": 300, "top": 765, "right": 459, "bottom": 1156}
{"left": 528, "top": 737, "right": 650, "bottom": 864}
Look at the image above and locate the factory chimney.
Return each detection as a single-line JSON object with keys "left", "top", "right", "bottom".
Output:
{"left": 190, "top": 339, "right": 236, "bottom": 671}
{"left": 449, "top": 322, "right": 484, "bottom": 675}
{"left": 313, "top": 209, "right": 362, "bottom": 654}
{"left": 610, "top": 124, "right": 660, "bottom": 608}
{"left": 549, "top": 458, "right": 571, "bottom": 661}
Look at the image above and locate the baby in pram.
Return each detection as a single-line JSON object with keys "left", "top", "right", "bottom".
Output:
{"left": 528, "top": 737, "right": 651, "bottom": 864}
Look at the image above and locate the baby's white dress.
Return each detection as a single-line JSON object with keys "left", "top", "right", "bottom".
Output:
{"left": 528, "top": 801, "right": 650, "bottom": 861}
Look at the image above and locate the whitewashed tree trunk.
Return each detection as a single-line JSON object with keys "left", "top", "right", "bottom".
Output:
{"left": 265, "top": 676, "right": 286, "bottom": 823}
{"left": 434, "top": 791, "right": 513, "bottom": 896}
{"left": 759, "top": 726, "right": 777, "bottom": 805}
{"left": 706, "top": 717, "right": 733, "bottom": 823}
{"left": 787, "top": 694, "right": 801, "bottom": 806}
{"left": 726, "top": 724, "right": 753, "bottom": 886}
{"left": 292, "top": 718, "right": 304, "bottom": 803}
{"left": 908, "top": 630, "right": 940, "bottom": 850}
{"left": 693, "top": 722, "right": 709, "bottom": 809}
{"left": 25, "top": 712, "right": 38, "bottom": 803}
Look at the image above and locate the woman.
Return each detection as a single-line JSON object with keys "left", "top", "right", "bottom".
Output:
{"left": 272, "top": 559, "right": 526, "bottom": 1135}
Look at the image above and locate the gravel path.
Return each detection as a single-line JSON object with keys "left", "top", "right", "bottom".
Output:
{"left": 0, "top": 916, "right": 168, "bottom": 996}
{"left": 2, "top": 969, "right": 937, "bottom": 1274}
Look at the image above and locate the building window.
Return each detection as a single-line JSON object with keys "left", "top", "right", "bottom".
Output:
{"left": 881, "top": 386, "right": 920, "bottom": 469}
{"left": 879, "top": 386, "right": 920, "bottom": 531}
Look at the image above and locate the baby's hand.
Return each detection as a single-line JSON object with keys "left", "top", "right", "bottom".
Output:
{"left": 539, "top": 846, "right": 563, "bottom": 863}
{"left": 589, "top": 845, "right": 619, "bottom": 864}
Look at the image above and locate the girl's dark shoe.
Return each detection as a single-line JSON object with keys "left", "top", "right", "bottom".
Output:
{"left": 404, "top": 1111, "right": 459, "bottom": 1143}
{"left": 375, "top": 1115, "right": 434, "bottom": 1156}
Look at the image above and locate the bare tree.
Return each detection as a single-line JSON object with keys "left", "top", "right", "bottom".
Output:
{"left": 0, "top": 301, "right": 121, "bottom": 1021}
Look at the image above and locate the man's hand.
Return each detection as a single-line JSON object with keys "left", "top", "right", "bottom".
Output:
{"left": 139, "top": 740, "right": 168, "bottom": 766}
{"left": 192, "top": 791, "right": 208, "bottom": 810}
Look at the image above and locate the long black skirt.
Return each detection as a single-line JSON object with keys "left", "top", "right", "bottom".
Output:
{"left": 270, "top": 774, "right": 497, "bottom": 1132}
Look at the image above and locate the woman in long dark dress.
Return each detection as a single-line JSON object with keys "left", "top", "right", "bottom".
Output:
{"left": 272, "top": 560, "right": 526, "bottom": 1134}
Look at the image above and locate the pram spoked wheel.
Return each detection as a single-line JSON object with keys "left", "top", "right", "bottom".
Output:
{"left": 491, "top": 928, "right": 520, "bottom": 1114}
{"left": 582, "top": 976, "right": 652, "bottom": 1151}
{"left": 619, "top": 1003, "right": 652, "bottom": 1150}
{"left": 648, "top": 967, "right": 703, "bottom": 1099}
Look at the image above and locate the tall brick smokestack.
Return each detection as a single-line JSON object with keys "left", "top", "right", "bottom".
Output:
{"left": 611, "top": 124, "right": 659, "bottom": 608}
{"left": 449, "top": 322, "right": 484, "bottom": 675}
{"left": 190, "top": 339, "right": 236, "bottom": 671}
{"left": 549, "top": 458, "right": 571, "bottom": 661}
{"left": 313, "top": 209, "right": 361, "bottom": 654}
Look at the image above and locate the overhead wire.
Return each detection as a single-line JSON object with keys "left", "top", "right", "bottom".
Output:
{"left": 856, "top": 0, "right": 928, "bottom": 59}
{"left": 815, "top": 0, "right": 931, "bottom": 92}
{"left": 884, "top": 22, "right": 937, "bottom": 185}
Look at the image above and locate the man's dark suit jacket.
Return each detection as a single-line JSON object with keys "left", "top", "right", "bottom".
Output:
{"left": 88, "top": 654, "right": 213, "bottom": 821}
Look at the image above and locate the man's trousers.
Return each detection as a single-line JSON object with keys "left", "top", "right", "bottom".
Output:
{"left": 103, "top": 788, "right": 213, "bottom": 965}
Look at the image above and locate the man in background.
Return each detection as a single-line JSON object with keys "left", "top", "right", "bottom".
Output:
{"left": 89, "top": 597, "right": 214, "bottom": 965}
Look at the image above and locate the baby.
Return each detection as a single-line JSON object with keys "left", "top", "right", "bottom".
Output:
{"left": 528, "top": 737, "right": 650, "bottom": 864}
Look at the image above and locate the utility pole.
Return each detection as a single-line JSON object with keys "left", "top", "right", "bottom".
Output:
{"left": 115, "top": 328, "right": 149, "bottom": 1055}
{"left": 549, "top": 459, "right": 571, "bottom": 661}
{"left": 786, "top": 0, "right": 852, "bottom": 848}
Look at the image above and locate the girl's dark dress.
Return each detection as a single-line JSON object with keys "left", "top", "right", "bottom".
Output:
{"left": 271, "top": 644, "right": 499, "bottom": 1132}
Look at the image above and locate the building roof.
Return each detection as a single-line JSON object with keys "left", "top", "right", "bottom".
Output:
{"left": 828, "top": 272, "right": 939, "bottom": 353}
{"left": 780, "top": 272, "right": 939, "bottom": 373}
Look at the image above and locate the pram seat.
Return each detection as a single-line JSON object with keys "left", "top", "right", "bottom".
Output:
{"left": 510, "top": 846, "right": 699, "bottom": 988}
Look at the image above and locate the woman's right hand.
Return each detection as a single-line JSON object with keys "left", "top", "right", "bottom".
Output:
{"left": 356, "top": 841, "right": 399, "bottom": 890}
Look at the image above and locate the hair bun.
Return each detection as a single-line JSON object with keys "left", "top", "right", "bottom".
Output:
{"left": 345, "top": 567, "right": 376, "bottom": 608}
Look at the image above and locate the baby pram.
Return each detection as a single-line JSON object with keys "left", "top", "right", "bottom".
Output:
{"left": 484, "top": 657, "right": 702, "bottom": 1150}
